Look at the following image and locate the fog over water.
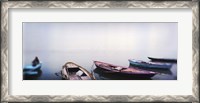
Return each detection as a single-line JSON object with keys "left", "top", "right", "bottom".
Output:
{"left": 23, "top": 23, "right": 177, "bottom": 80}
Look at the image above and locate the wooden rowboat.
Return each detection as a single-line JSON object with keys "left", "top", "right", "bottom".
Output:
{"left": 94, "top": 61, "right": 157, "bottom": 78}
{"left": 61, "top": 62, "right": 95, "bottom": 80}
{"left": 148, "top": 57, "right": 177, "bottom": 62}
{"left": 129, "top": 59, "right": 172, "bottom": 69}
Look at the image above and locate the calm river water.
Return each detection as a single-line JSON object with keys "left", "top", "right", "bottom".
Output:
{"left": 23, "top": 51, "right": 177, "bottom": 80}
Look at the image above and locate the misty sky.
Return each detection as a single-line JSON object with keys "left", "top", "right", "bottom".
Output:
{"left": 23, "top": 22, "right": 177, "bottom": 57}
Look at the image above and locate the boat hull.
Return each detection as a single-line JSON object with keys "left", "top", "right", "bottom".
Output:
{"left": 23, "top": 63, "right": 42, "bottom": 71}
{"left": 23, "top": 71, "right": 38, "bottom": 75}
{"left": 95, "top": 66, "right": 155, "bottom": 79}
{"left": 129, "top": 59, "right": 171, "bottom": 69}
{"left": 148, "top": 57, "right": 177, "bottom": 63}
{"left": 94, "top": 61, "right": 157, "bottom": 79}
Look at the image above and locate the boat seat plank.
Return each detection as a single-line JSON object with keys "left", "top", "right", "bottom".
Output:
{"left": 66, "top": 64, "right": 78, "bottom": 68}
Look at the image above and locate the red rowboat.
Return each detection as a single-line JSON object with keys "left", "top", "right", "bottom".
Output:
{"left": 94, "top": 61, "right": 157, "bottom": 79}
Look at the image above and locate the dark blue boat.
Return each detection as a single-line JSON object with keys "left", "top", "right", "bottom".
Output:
{"left": 148, "top": 57, "right": 177, "bottom": 63}
{"left": 128, "top": 59, "right": 172, "bottom": 69}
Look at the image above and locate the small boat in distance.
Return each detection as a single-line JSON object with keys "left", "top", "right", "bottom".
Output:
{"left": 94, "top": 61, "right": 157, "bottom": 79}
{"left": 129, "top": 59, "right": 172, "bottom": 69}
{"left": 148, "top": 57, "right": 177, "bottom": 63}
{"left": 61, "top": 62, "right": 95, "bottom": 80}
{"left": 23, "top": 57, "right": 42, "bottom": 80}
{"left": 23, "top": 56, "right": 42, "bottom": 71}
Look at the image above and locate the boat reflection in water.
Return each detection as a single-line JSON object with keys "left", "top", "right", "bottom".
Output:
{"left": 93, "top": 68, "right": 153, "bottom": 80}
{"left": 129, "top": 65, "right": 173, "bottom": 75}
{"left": 129, "top": 63, "right": 177, "bottom": 80}
{"left": 23, "top": 69, "right": 42, "bottom": 80}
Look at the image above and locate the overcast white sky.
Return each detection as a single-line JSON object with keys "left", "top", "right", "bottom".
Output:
{"left": 23, "top": 23, "right": 177, "bottom": 56}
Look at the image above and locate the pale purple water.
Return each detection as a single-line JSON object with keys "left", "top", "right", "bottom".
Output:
{"left": 23, "top": 50, "right": 177, "bottom": 80}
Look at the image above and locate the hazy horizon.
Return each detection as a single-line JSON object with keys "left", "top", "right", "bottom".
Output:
{"left": 23, "top": 22, "right": 177, "bottom": 56}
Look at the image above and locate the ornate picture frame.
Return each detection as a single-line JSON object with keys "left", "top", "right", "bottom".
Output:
{"left": 1, "top": 1, "right": 199, "bottom": 102}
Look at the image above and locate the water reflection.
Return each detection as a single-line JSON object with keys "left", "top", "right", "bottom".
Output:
{"left": 22, "top": 52, "right": 177, "bottom": 80}
{"left": 93, "top": 68, "right": 152, "bottom": 80}
{"left": 151, "top": 63, "right": 177, "bottom": 80}
{"left": 23, "top": 69, "right": 42, "bottom": 80}
{"left": 129, "top": 65, "right": 173, "bottom": 75}
{"left": 22, "top": 53, "right": 177, "bottom": 80}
